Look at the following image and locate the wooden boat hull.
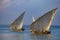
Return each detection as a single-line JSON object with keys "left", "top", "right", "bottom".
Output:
{"left": 11, "top": 27, "right": 24, "bottom": 32}
{"left": 30, "top": 30, "right": 51, "bottom": 34}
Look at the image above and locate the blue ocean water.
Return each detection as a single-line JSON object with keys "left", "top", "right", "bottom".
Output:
{"left": 0, "top": 25, "right": 60, "bottom": 40}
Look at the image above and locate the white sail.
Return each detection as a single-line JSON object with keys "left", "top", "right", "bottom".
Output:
{"left": 32, "top": 16, "right": 35, "bottom": 22}
{"left": 10, "top": 11, "right": 25, "bottom": 31}
{"left": 17, "top": 20, "right": 23, "bottom": 29}
{"left": 30, "top": 8, "right": 57, "bottom": 33}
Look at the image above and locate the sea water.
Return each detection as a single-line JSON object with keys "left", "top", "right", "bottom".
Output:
{"left": 0, "top": 25, "right": 60, "bottom": 40}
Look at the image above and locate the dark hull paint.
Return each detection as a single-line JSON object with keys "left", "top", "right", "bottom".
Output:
{"left": 30, "top": 30, "right": 51, "bottom": 34}
{"left": 11, "top": 27, "right": 24, "bottom": 32}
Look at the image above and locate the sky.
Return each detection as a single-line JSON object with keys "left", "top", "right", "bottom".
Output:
{"left": 0, "top": 0, "right": 60, "bottom": 25}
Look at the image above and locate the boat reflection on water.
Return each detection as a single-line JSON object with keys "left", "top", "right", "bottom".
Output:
{"left": 0, "top": 31, "right": 52, "bottom": 40}
{"left": 0, "top": 25, "right": 60, "bottom": 40}
{"left": 0, "top": 33, "right": 24, "bottom": 40}
{"left": 29, "top": 33, "right": 51, "bottom": 40}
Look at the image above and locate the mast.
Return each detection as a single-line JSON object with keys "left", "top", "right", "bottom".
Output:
{"left": 30, "top": 8, "right": 57, "bottom": 32}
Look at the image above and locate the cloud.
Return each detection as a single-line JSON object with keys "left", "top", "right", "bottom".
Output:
{"left": 0, "top": 0, "right": 10, "bottom": 10}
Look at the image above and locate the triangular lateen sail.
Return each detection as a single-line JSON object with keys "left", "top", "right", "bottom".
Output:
{"left": 10, "top": 11, "right": 25, "bottom": 32}
{"left": 30, "top": 8, "right": 57, "bottom": 34}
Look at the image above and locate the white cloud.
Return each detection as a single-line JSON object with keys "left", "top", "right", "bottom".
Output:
{"left": 0, "top": 0, "right": 10, "bottom": 9}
